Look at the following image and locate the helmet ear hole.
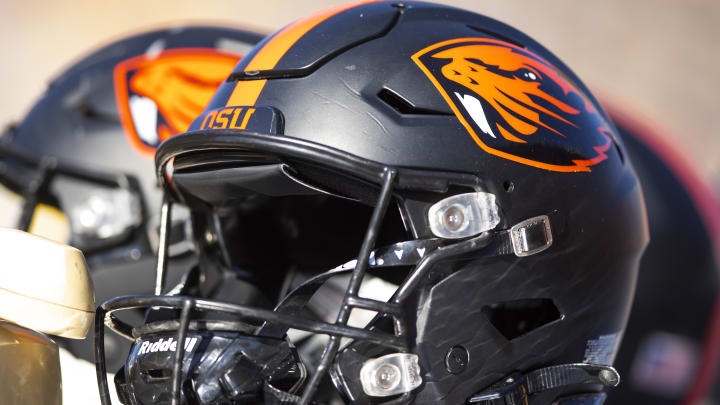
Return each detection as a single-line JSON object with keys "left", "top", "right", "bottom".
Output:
{"left": 482, "top": 298, "right": 562, "bottom": 340}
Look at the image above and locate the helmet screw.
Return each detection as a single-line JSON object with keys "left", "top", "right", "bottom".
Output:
{"left": 375, "top": 364, "right": 400, "bottom": 390}
{"left": 599, "top": 369, "right": 620, "bottom": 387}
{"left": 444, "top": 346, "right": 469, "bottom": 374}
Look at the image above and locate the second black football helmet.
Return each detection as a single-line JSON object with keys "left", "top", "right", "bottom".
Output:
{"left": 0, "top": 25, "right": 263, "bottom": 370}
{"left": 96, "top": 2, "right": 649, "bottom": 404}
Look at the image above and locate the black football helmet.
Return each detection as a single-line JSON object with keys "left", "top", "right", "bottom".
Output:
{"left": 0, "top": 25, "right": 263, "bottom": 370}
{"left": 95, "top": 2, "right": 649, "bottom": 405}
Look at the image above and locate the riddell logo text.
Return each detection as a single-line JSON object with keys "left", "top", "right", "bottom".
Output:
{"left": 137, "top": 337, "right": 200, "bottom": 355}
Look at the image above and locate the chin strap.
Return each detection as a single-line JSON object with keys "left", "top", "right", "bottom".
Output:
{"left": 264, "top": 382, "right": 302, "bottom": 405}
{"left": 468, "top": 363, "right": 619, "bottom": 405}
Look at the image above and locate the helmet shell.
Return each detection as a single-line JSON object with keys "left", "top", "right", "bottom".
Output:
{"left": 160, "top": 2, "right": 650, "bottom": 403}
{"left": 7, "top": 25, "right": 263, "bottom": 214}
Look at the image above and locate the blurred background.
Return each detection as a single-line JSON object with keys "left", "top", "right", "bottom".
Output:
{"left": 1, "top": 0, "right": 719, "bottom": 188}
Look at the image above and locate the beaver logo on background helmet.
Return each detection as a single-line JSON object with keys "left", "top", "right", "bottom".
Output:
{"left": 114, "top": 49, "right": 240, "bottom": 155}
{"left": 413, "top": 38, "right": 613, "bottom": 172}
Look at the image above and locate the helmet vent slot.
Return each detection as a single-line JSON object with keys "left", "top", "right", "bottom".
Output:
{"left": 377, "top": 88, "right": 453, "bottom": 116}
{"left": 76, "top": 101, "right": 120, "bottom": 123}
{"left": 482, "top": 298, "right": 562, "bottom": 340}
{"left": 142, "top": 368, "right": 172, "bottom": 382}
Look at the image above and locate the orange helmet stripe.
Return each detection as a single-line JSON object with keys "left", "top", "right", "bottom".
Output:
{"left": 226, "top": 0, "right": 380, "bottom": 107}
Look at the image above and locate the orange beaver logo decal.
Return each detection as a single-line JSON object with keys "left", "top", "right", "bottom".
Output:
{"left": 114, "top": 48, "right": 241, "bottom": 155}
{"left": 412, "top": 38, "right": 613, "bottom": 172}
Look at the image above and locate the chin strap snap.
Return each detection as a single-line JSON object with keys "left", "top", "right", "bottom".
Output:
{"left": 468, "top": 363, "right": 619, "bottom": 405}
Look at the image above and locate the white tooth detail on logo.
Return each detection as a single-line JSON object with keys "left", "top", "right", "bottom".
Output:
{"left": 454, "top": 92, "right": 496, "bottom": 138}
{"left": 416, "top": 247, "right": 426, "bottom": 257}
{"left": 129, "top": 95, "right": 160, "bottom": 145}
{"left": 394, "top": 249, "right": 404, "bottom": 260}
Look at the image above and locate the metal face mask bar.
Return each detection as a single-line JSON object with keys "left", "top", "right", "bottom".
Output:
{"left": 0, "top": 141, "right": 147, "bottom": 252}
{"left": 94, "top": 131, "right": 560, "bottom": 405}
{"left": 0, "top": 140, "right": 196, "bottom": 259}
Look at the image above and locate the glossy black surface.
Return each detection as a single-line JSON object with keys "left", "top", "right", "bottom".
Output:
{"left": 107, "top": 2, "right": 649, "bottom": 404}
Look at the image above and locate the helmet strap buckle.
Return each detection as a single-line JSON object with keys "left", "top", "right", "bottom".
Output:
{"left": 468, "top": 363, "right": 620, "bottom": 404}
